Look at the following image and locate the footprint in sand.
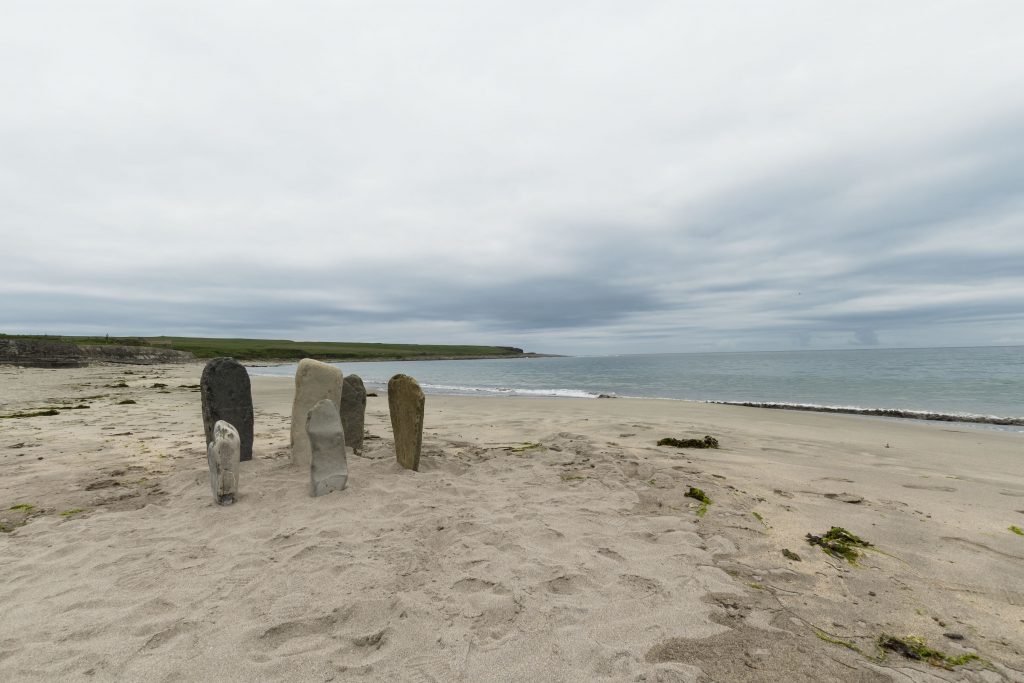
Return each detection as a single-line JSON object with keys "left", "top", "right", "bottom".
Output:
{"left": 451, "top": 577, "right": 510, "bottom": 595}
{"left": 450, "top": 578, "right": 522, "bottom": 641}
{"left": 140, "top": 620, "right": 199, "bottom": 650}
{"left": 617, "top": 574, "right": 665, "bottom": 598}
{"left": 405, "top": 654, "right": 461, "bottom": 683}
{"left": 942, "top": 537, "right": 1024, "bottom": 561}
{"left": 902, "top": 484, "right": 957, "bottom": 492}
{"left": 544, "top": 574, "right": 589, "bottom": 595}
{"left": 257, "top": 613, "right": 339, "bottom": 650}
{"left": 597, "top": 547, "right": 626, "bottom": 562}
{"left": 824, "top": 492, "right": 865, "bottom": 504}
{"left": 350, "top": 628, "right": 388, "bottom": 649}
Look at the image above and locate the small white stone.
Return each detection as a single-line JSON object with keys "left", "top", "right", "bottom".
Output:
{"left": 207, "top": 420, "right": 240, "bottom": 505}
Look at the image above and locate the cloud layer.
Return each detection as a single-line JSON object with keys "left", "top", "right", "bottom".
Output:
{"left": 3, "top": 1, "right": 1023, "bottom": 353}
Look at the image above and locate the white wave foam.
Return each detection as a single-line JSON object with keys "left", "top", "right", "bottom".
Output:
{"left": 418, "top": 383, "right": 600, "bottom": 399}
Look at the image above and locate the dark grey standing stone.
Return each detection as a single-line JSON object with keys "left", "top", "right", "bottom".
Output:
{"left": 201, "top": 357, "right": 254, "bottom": 461}
{"left": 340, "top": 374, "right": 367, "bottom": 454}
{"left": 388, "top": 374, "right": 424, "bottom": 471}
{"left": 207, "top": 420, "right": 240, "bottom": 505}
{"left": 307, "top": 398, "right": 348, "bottom": 496}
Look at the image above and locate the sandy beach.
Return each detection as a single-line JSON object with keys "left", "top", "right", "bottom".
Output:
{"left": 1, "top": 362, "right": 1022, "bottom": 682}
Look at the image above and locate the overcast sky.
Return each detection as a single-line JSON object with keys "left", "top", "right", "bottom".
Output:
{"left": 2, "top": 2, "right": 1023, "bottom": 354}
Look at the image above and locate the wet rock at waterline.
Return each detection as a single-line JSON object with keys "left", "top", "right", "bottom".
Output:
{"left": 291, "top": 359, "right": 343, "bottom": 469}
{"left": 341, "top": 374, "right": 367, "bottom": 454}
{"left": 201, "top": 357, "right": 254, "bottom": 461}
{"left": 207, "top": 420, "right": 240, "bottom": 505}
{"left": 307, "top": 398, "right": 348, "bottom": 496}
{"left": 388, "top": 374, "right": 425, "bottom": 471}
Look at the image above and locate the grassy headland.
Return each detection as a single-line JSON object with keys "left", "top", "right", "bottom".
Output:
{"left": 1, "top": 334, "right": 539, "bottom": 363}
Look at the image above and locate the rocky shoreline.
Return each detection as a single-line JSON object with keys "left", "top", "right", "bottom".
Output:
{"left": 0, "top": 339, "right": 193, "bottom": 368}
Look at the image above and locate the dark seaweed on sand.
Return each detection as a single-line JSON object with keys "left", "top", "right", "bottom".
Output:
{"left": 878, "top": 635, "right": 980, "bottom": 669}
{"left": 657, "top": 436, "right": 719, "bottom": 449}
{"left": 806, "top": 526, "right": 872, "bottom": 563}
{"left": 1, "top": 409, "right": 60, "bottom": 419}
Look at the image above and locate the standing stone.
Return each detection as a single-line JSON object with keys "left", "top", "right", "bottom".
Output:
{"left": 291, "top": 358, "right": 343, "bottom": 469}
{"left": 340, "top": 374, "right": 367, "bottom": 454}
{"left": 207, "top": 420, "right": 240, "bottom": 505}
{"left": 201, "top": 357, "right": 254, "bottom": 461}
{"left": 307, "top": 398, "right": 348, "bottom": 497}
{"left": 388, "top": 374, "right": 425, "bottom": 471}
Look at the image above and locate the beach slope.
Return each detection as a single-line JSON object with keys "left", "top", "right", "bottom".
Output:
{"left": 1, "top": 364, "right": 1022, "bottom": 681}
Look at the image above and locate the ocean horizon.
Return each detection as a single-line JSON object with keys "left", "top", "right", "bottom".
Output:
{"left": 249, "top": 345, "right": 1024, "bottom": 429}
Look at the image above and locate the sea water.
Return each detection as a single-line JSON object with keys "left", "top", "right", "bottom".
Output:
{"left": 250, "top": 346, "right": 1024, "bottom": 427}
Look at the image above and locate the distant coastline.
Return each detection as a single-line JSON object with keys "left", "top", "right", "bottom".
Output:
{"left": 0, "top": 334, "right": 556, "bottom": 367}
{"left": 244, "top": 352, "right": 565, "bottom": 367}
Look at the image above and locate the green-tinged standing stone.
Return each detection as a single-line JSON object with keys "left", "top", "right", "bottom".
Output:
{"left": 388, "top": 374, "right": 425, "bottom": 471}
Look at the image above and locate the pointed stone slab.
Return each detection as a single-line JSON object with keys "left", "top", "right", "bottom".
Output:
{"left": 340, "top": 374, "right": 367, "bottom": 454}
{"left": 201, "top": 357, "right": 254, "bottom": 461}
{"left": 207, "top": 420, "right": 240, "bottom": 505}
{"left": 291, "top": 359, "right": 343, "bottom": 469}
{"left": 388, "top": 374, "right": 424, "bottom": 471}
{"left": 307, "top": 398, "right": 348, "bottom": 497}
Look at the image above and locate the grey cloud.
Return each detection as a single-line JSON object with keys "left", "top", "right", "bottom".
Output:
{"left": 2, "top": 2, "right": 1024, "bottom": 353}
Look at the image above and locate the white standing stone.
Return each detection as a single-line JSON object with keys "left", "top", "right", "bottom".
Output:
{"left": 207, "top": 420, "right": 240, "bottom": 505}
{"left": 291, "top": 358, "right": 343, "bottom": 469}
{"left": 307, "top": 398, "right": 348, "bottom": 497}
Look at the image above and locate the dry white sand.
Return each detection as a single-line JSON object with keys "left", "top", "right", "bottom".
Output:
{"left": 1, "top": 362, "right": 1022, "bottom": 682}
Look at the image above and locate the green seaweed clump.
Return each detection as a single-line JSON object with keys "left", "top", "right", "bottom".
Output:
{"left": 657, "top": 436, "right": 719, "bottom": 449}
{"left": 1010, "top": 525, "right": 1023, "bottom": 536}
{"left": 806, "top": 526, "right": 872, "bottom": 564}
{"left": 9, "top": 503, "right": 34, "bottom": 512}
{"left": 510, "top": 442, "right": 542, "bottom": 453}
{"left": 60, "top": 508, "right": 85, "bottom": 517}
{"left": 1, "top": 409, "right": 60, "bottom": 419}
{"left": 878, "top": 635, "right": 980, "bottom": 669}
{"left": 685, "top": 486, "right": 712, "bottom": 516}
{"left": 814, "top": 629, "right": 862, "bottom": 654}
{"left": 782, "top": 548, "right": 801, "bottom": 561}
{"left": 685, "top": 487, "right": 711, "bottom": 504}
